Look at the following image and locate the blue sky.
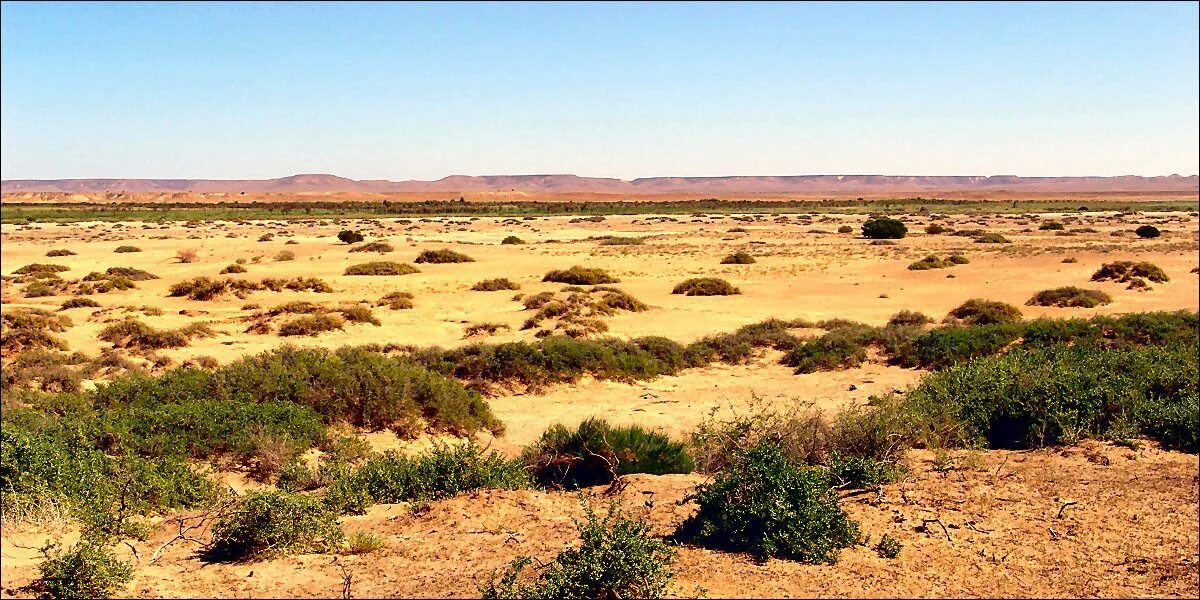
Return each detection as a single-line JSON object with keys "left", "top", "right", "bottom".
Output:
{"left": 1, "top": 1, "right": 1196, "bottom": 180}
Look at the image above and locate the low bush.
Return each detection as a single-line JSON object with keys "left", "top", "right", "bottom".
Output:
{"left": 113, "top": 246, "right": 141, "bottom": 253}
{"left": 220, "top": 264, "right": 247, "bottom": 274}
{"left": 34, "top": 541, "right": 133, "bottom": 599}
{"left": 323, "top": 441, "right": 530, "bottom": 515}
{"left": 345, "top": 531, "right": 385, "bottom": 555}
{"left": 783, "top": 326, "right": 874, "bottom": 374}
{"left": 168, "top": 277, "right": 228, "bottom": 301}
{"left": 337, "top": 305, "right": 380, "bottom": 326}
{"left": 1091, "top": 261, "right": 1169, "bottom": 284}
{"left": 542, "top": 266, "right": 618, "bottom": 285}
{"left": 98, "top": 267, "right": 158, "bottom": 281}
{"left": 720, "top": 252, "right": 756, "bottom": 264}
{"left": 338, "top": 230, "right": 364, "bottom": 244}
{"left": 974, "top": 233, "right": 1011, "bottom": 244}
{"left": 598, "top": 236, "right": 645, "bottom": 246}
{"left": 1026, "top": 287, "right": 1112, "bottom": 308}
{"left": 887, "top": 310, "right": 931, "bottom": 327}
{"left": 522, "top": 419, "right": 694, "bottom": 489}
{"left": 672, "top": 277, "right": 740, "bottom": 296}
{"left": 350, "top": 241, "right": 394, "bottom": 253}
{"left": 875, "top": 534, "right": 902, "bottom": 559}
{"left": 907, "top": 255, "right": 948, "bottom": 270}
{"left": 344, "top": 262, "right": 420, "bottom": 276}
{"left": 471, "top": 278, "right": 521, "bottom": 291}
{"left": 60, "top": 298, "right": 101, "bottom": 311}
{"left": 207, "top": 491, "right": 344, "bottom": 561}
{"left": 480, "top": 502, "right": 675, "bottom": 600}
{"left": 415, "top": 249, "right": 475, "bottom": 263}
{"left": 500, "top": 235, "right": 525, "bottom": 245}
{"left": 1, "top": 309, "right": 71, "bottom": 354}
{"left": 1135, "top": 225, "right": 1161, "bottom": 239}
{"left": 924, "top": 223, "right": 949, "bottom": 235}
{"left": 273, "top": 250, "right": 296, "bottom": 262}
{"left": 946, "top": 299, "right": 1022, "bottom": 325}
{"left": 861, "top": 217, "right": 907, "bottom": 240}
{"left": 675, "top": 442, "right": 859, "bottom": 563}
{"left": 948, "top": 254, "right": 970, "bottom": 265}
{"left": 909, "top": 323, "right": 1024, "bottom": 369}
{"left": 377, "top": 291, "right": 414, "bottom": 310}
{"left": 257, "top": 233, "right": 275, "bottom": 242}
{"left": 278, "top": 314, "right": 345, "bottom": 337}
{"left": 175, "top": 249, "right": 198, "bottom": 263}
{"left": 1038, "top": 221, "right": 1064, "bottom": 231}
{"left": 98, "top": 319, "right": 214, "bottom": 351}
{"left": 45, "top": 249, "right": 77, "bottom": 257}
{"left": 14, "top": 263, "right": 70, "bottom": 276}
{"left": 837, "top": 225, "right": 853, "bottom": 234}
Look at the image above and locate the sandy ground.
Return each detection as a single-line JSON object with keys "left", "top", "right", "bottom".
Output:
{"left": 1, "top": 442, "right": 1195, "bottom": 598}
{"left": 2, "top": 209, "right": 1198, "bottom": 597}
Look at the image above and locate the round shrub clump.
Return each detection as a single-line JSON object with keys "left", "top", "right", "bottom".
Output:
{"left": 1135, "top": 225, "right": 1161, "bottom": 239}
{"left": 207, "top": 491, "right": 345, "bottom": 561}
{"left": 887, "top": 310, "right": 931, "bottom": 327}
{"left": 501, "top": 235, "right": 526, "bottom": 245}
{"left": 837, "top": 225, "right": 853, "bottom": 234}
{"left": 947, "top": 299, "right": 1023, "bottom": 325}
{"left": 471, "top": 278, "right": 521, "bottom": 292}
{"left": 543, "top": 266, "right": 619, "bottom": 285}
{"left": 415, "top": 249, "right": 475, "bottom": 263}
{"left": 35, "top": 541, "right": 133, "bottom": 600}
{"left": 1091, "top": 261, "right": 1169, "bottom": 284}
{"left": 1026, "top": 287, "right": 1112, "bottom": 308}
{"left": 672, "top": 277, "right": 740, "bottom": 296}
{"left": 974, "top": 233, "right": 1011, "bottom": 244}
{"left": 861, "top": 217, "right": 907, "bottom": 240}
{"left": 675, "top": 442, "right": 859, "bottom": 563}
{"left": 344, "top": 261, "right": 420, "bottom": 276}
{"left": 720, "top": 252, "right": 756, "bottom": 265}
{"left": 338, "top": 230, "right": 365, "bottom": 244}
{"left": 522, "top": 418, "right": 694, "bottom": 489}
{"left": 113, "top": 245, "right": 142, "bottom": 253}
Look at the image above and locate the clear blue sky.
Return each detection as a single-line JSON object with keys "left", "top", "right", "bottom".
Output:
{"left": 2, "top": 1, "right": 1197, "bottom": 180}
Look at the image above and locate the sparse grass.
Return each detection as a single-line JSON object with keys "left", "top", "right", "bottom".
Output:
{"left": 1027, "top": 287, "right": 1112, "bottom": 308}
{"left": 113, "top": 245, "right": 142, "bottom": 253}
{"left": 471, "top": 278, "right": 521, "bottom": 291}
{"left": 2, "top": 309, "right": 72, "bottom": 354}
{"left": 344, "top": 262, "right": 420, "bottom": 276}
{"left": 415, "top": 249, "right": 475, "bottom": 263}
{"left": 543, "top": 266, "right": 619, "bottom": 285}
{"left": 207, "top": 491, "right": 344, "bottom": 561}
{"left": 344, "top": 531, "right": 385, "bottom": 555}
{"left": 672, "top": 277, "right": 740, "bottom": 296}
{"left": 720, "top": 252, "right": 756, "bottom": 264}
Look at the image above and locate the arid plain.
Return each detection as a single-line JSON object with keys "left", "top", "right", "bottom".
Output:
{"left": 2, "top": 205, "right": 1198, "bottom": 597}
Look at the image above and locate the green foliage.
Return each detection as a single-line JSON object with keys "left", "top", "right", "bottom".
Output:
{"left": 338, "top": 230, "right": 365, "bottom": 244}
{"left": 343, "top": 261, "right": 420, "bottom": 276}
{"left": 721, "top": 251, "right": 756, "bottom": 264}
{"left": 1091, "top": 261, "right": 1169, "bottom": 284}
{"left": 1134, "top": 225, "right": 1161, "bottom": 238}
{"left": 676, "top": 442, "right": 860, "bottom": 563}
{"left": 345, "top": 531, "right": 385, "bottom": 555}
{"left": 903, "top": 343, "right": 1198, "bottom": 451}
{"left": 924, "top": 223, "right": 949, "bottom": 234}
{"left": 671, "top": 277, "right": 740, "bottom": 296}
{"left": 14, "top": 263, "right": 71, "bottom": 276}
{"left": 377, "top": 291, "right": 414, "bottom": 310}
{"left": 34, "top": 541, "right": 133, "bottom": 600}
{"left": 861, "top": 217, "right": 907, "bottom": 239}
{"left": 946, "top": 299, "right": 1022, "bottom": 325}
{"left": 522, "top": 419, "right": 694, "bottom": 488}
{"left": 875, "top": 534, "right": 902, "bottom": 559}
{"left": 973, "top": 232, "right": 1011, "bottom": 244}
{"left": 323, "top": 440, "right": 530, "bottom": 514}
{"left": 415, "top": 248, "right": 475, "bottom": 263}
{"left": 95, "top": 267, "right": 158, "bottom": 281}
{"left": 1026, "top": 287, "right": 1112, "bottom": 308}
{"left": 887, "top": 310, "right": 931, "bottom": 327}
{"left": 349, "top": 241, "right": 394, "bottom": 253}
{"left": 501, "top": 235, "right": 525, "bottom": 245}
{"left": 278, "top": 313, "right": 345, "bottom": 337}
{"left": 168, "top": 276, "right": 228, "bottom": 300}
{"left": 909, "top": 323, "right": 1024, "bottom": 369}
{"left": 97, "top": 319, "right": 213, "bottom": 350}
{"left": 472, "top": 278, "right": 521, "bottom": 291}
{"left": 827, "top": 452, "right": 901, "bottom": 489}
{"left": 543, "top": 266, "right": 619, "bottom": 285}
{"left": 481, "top": 502, "right": 675, "bottom": 600}
{"left": 2, "top": 309, "right": 71, "bottom": 354}
{"left": 208, "top": 491, "right": 344, "bottom": 561}
{"left": 907, "top": 255, "right": 949, "bottom": 270}
{"left": 783, "top": 325, "right": 877, "bottom": 373}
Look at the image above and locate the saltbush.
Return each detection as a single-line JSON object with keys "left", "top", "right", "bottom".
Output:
{"left": 671, "top": 277, "right": 740, "bottom": 296}
{"left": 471, "top": 278, "right": 521, "bottom": 291}
{"left": 543, "top": 266, "right": 619, "bottom": 285}
{"left": 1026, "top": 287, "right": 1112, "bottom": 308}
{"left": 522, "top": 419, "right": 694, "bottom": 489}
{"left": 207, "top": 491, "right": 345, "bottom": 561}
{"left": 415, "top": 249, "right": 475, "bottom": 263}
{"left": 344, "top": 262, "right": 420, "bottom": 276}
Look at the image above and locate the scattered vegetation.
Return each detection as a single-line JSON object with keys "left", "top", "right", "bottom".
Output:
{"left": 278, "top": 314, "right": 345, "bottom": 337}
{"left": 220, "top": 264, "right": 247, "bottom": 274}
{"left": 45, "top": 249, "right": 76, "bottom": 257}
{"left": 273, "top": 250, "right": 296, "bottom": 262}
{"left": 973, "top": 232, "right": 1011, "bottom": 244}
{"left": 500, "top": 235, "right": 525, "bottom": 245}
{"left": 97, "top": 319, "right": 215, "bottom": 351}
{"left": 908, "top": 254, "right": 969, "bottom": 270}
{"left": 671, "top": 277, "right": 740, "bottom": 296}
{"left": 598, "top": 236, "right": 645, "bottom": 246}
{"left": 33, "top": 541, "right": 133, "bottom": 600}
{"left": 59, "top": 297, "right": 101, "bottom": 311}
{"left": 377, "top": 291, "right": 414, "bottom": 310}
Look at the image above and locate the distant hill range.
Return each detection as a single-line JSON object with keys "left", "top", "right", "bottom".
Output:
{"left": 2, "top": 173, "right": 1197, "bottom": 195}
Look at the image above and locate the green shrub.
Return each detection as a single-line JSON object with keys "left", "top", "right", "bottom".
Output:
{"left": 903, "top": 343, "right": 1197, "bottom": 450}
{"left": 377, "top": 291, "right": 414, "bottom": 310}
{"left": 947, "top": 254, "right": 970, "bottom": 265}
{"left": 1091, "top": 261, "right": 1169, "bottom": 284}
{"left": 25, "top": 282, "right": 57, "bottom": 298}
{"left": 543, "top": 266, "right": 619, "bottom": 285}
{"left": 34, "top": 541, "right": 133, "bottom": 600}
{"left": 337, "top": 306, "right": 381, "bottom": 326}
{"left": 220, "top": 264, "right": 247, "bottom": 274}
{"left": 324, "top": 441, "right": 530, "bottom": 515}
{"left": 207, "top": 491, "right": 344, "bottom": 561}
{"left": 14, "top": 263, "right": 70, "bottom": 276}
{"left": 481, "top": 502, "right": 675, "bottom": 600}
{"left": 338, "top": 230, "right": 364, "bottom": 244}
{"left": 1026, "top": 287, "right": 1112, "bottom": 308}
{"left": 345, "top": 531, "right": 385, "bottom": 555}
{"left": 1, "top": 309, "right": 71, "bottom": 354}
{"left": 1038, "top": 221, "right": 1064, "bottom": 231}
{"left": 837, "top": 225, "right": 853, "bottom": 234}
{"left": 1135, "top": 225, "right": 1161, "bottom": 239}
{"left": 887, "top": 310, "right": 931, "bottom": 327}
{"left": 98, "top": 267, "right": 158, "bottom": 281}
{"left": 113, "top": 246, "right": 141, "bottom": 253}
{"left": 946, "top": 299, "right": 1022, "bottom": 325}
{"left": 344, "top": 261, "right": 420, "bottom": 276}
{"left": 827, "top": 452, "right": 901, "bottom": 489}
{"left": 522, "top": 419, "right": 694, "bottom": 489}
{"left": 907, "top": 255, "right": 948, "bottom": 270}
{"left": 45, "top": 249, "right": 77, "bottom": 257}
{"left": 168, "top": 277, "right": 228, "bottom": 300}
{"left": 720, "top": 252, "right": 756, "bottom": 264}
{"left": 415, "top": 248, "right": 475, "bottom": 263}
{"left": 472, "top": 278, "right": 521, "bottom": 292}
{"left": 59, "top": 298, "right": 101, "bottom": 311}
{"left": 783, "top": 325, "right": 874, "bottom": 373}
{"left": 672, "top": 277, "right": 740, "bottom": 296}
{"left": 974, "top": 233, "right": 1011, "bottom": 244}
{"left": 924, "top": 223, "right": 949, "bottom": 234}
{"left": 909, "top": 323, "right": 1024, "bottom": 369}
{"left": 675, "top": 442, "right": 859, "bottom": 563}
{"left": 501, "top": 235, "right": 525, "bottom": 245}
{"left": 349, "top": 241, "right": 394, "bottom": 253}
{"left": 875, "top": 534, "right": 902, "bottom": 559}
{"left": 278, "top": 314, "right": 346, "bottom": 337}
{"left": 97, "top": 319, "right": 213, "bottom": 350}
{"left": 861, "top": 217, "right": 907, "bottom": 240}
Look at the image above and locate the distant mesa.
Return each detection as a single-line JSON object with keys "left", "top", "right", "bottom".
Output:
{"left": 1, "top": 173, "right": 1196, "bottom": 194}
